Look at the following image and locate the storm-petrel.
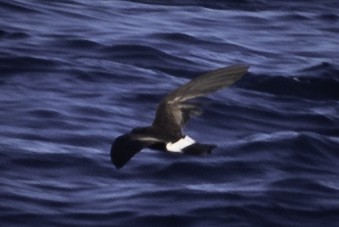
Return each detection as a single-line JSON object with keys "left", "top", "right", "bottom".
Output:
{"left": 110, "top": 64, "right": 248, "bottom": 169}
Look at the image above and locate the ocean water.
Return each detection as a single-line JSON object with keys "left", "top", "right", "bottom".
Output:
{"left": 1, "top": 0, "right": 339, "bottom": 226}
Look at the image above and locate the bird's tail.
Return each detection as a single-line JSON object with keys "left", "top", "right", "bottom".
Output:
{"left": 182, "top": 143, "right": 217, "bottom": 155}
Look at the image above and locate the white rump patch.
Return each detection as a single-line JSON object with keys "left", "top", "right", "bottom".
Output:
{"left": 166, "top": 136, "right": 195, "bottom": 153}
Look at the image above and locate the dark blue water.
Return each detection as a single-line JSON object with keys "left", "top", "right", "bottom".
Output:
{"left": 1, "top": 0, "right": 339, "bottom": 226}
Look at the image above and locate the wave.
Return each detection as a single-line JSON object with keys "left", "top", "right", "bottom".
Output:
{"left": 238, "top": 62, "right": 339, "bottom": 100}
{"left": 1, "top": 0, "right": 339, "bottom": 226}
{"left": 0, "top": 56, "right": 60, "bottom": 74}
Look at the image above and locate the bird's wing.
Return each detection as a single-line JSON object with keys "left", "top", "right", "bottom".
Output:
{"left": 152, "top": 64, "right": 249, "bottom": 136}
{"left": 110, "top": 133, "right": 160, "bottom": 169}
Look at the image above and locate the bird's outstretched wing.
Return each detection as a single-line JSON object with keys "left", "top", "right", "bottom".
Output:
{"left": 152, "top": 64, "right": 249, "bottom": 138}
{"left": 110, "top": 133, "right": 161, "bottom": 169}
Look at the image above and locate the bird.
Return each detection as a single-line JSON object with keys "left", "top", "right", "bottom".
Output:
{"left": 110, "top": 64, "right": 249, "bottom": 169}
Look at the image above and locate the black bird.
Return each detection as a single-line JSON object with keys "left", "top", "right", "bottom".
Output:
{"left": 110, "top": 64, "right": 249, "bottom": 169}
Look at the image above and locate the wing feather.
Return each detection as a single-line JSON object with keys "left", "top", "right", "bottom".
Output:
{"left": 166, "top": 64, "right": 249, "bottom": 103}
{"left": 152, "top": 64, "right": 248, "bottom": 136}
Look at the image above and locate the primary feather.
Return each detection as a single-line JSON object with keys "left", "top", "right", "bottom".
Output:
{"left": 152, "top": 64, "right": 248, "bottom": 138}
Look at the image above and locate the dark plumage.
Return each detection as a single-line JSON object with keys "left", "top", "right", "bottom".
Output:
{"left": 110, "top": 64, "right": 249, "bottom": 169}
